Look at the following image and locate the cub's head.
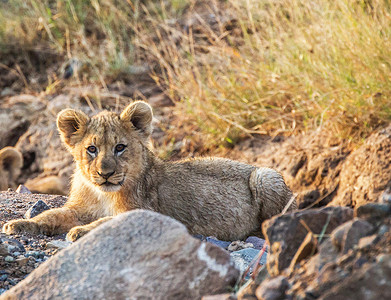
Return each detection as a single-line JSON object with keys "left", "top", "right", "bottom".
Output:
{"left": 0, "top": 147, "right": 23, "bottom": 191}
{"left": 57, "top": 101, "right": 153, "bottom": 193}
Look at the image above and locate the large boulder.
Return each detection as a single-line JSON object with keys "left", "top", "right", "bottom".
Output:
{"left": 262, "top": 206, "right": 353, "bottom": 275}
{"left": 1, "top": 210, "right": 239, "bottom": 300}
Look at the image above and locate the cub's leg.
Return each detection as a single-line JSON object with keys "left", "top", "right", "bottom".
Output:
{"left": 66, "top": 216, "right": 113, "bottom": 242}
{"left": 2, "top": 207, "right": 80, "bottom": 236}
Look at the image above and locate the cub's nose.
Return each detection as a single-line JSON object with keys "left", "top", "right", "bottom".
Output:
{"left": 97, "top": 171, "right": 115, "bottom": 180}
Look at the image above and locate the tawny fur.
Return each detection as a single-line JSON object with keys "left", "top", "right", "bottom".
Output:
{"left": 0, "top": 147, "right": 23, "bottom": 191}
{"left": 2, "top": 101, "right": 296, "bottom": 241}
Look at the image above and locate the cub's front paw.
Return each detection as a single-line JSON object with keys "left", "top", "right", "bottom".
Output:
{"left": 66, "top": 226, "right": 90, "bottom": 242}
{"left": 2, "top": 219, "right": 38, "bottom": 235}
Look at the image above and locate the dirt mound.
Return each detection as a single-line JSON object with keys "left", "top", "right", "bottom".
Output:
{"left": 330, "top": 125, "right": 391, "bottom": 207}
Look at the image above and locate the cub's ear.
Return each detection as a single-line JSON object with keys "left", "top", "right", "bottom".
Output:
{"left": 57, "top": 109, "right": 89, "bottom": 148}
{"left": 120, "top": 101, "right": 153, "bottom": 140}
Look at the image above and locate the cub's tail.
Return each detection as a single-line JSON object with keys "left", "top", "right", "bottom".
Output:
{"left": 249, "top": 167, "right": 296, "bottom": 220}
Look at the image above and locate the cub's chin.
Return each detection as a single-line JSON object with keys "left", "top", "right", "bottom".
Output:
{"left": 98, "top": 183, "right": 122, "bottom": 193}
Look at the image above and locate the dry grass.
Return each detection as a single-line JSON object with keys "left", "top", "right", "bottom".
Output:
{"left": 1, "top": 0, "right": 391, "bottom": 147}
{"left": 140, "top": 0, "right": 391, "bottom": 145}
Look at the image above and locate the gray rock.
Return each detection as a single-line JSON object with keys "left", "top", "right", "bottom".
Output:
{"left": 15, "top": 257, "right": 29, "bottom": 266}
{"left": 6, "top": 245, "right": 16, "bottom": 253}
{"left": 46, "top": 240, "right": 71, "bottom": 250}
{"left": 355, "top": 203, "right": 391, "bottom": 226}
{"left": 1, "top": 210, "right": 239, "bottom": 300}
{"left": 255, "top": 275, "right": 290, "bottom": 300}
{"left": 262, "top": 207, "right": 353, "bottom": 275}
{"left": 24, "top": 200, "right": 50, "bottom": 219}
{"left": 24, "top": 251, "right": 44, "bottom": 259}
{"left": 4, "top": 256, "right": 15, "bottom": 262}
{"left": 331, "top": 218, "right": 374, "bottom": 253}
{"left": 358, "top": 235, "right": 377, "bottom": 249}
{"left": 15, "top": 185, "right": 31, "bottom": 194}
{"left": 0, "top": 244, "right": 9, "bottom": 256}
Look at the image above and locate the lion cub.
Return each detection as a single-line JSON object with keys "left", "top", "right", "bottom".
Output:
{"left": 3, "top": 101, "right": 296, "bottom": 241}
{"left": 0, "top": 147, "right": 23, "bottom": 191}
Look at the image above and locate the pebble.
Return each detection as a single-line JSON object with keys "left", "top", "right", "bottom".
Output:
{"left": 16, "top": 257, "right": 30, "bottom": 266}
{"left": 15, "top": 185, "right": 32, "bottom": 194}
{"left": 46, "top": 240, "right": 71, "bottom": 250}
{"left": 0, "top": 244, "right": 8, "bottom": 256}
{"left": 12, "top": 251, "right": 21, "bottom": 257}
{"left": 378, "top": 225, "right": 389, "bottom": 236}
{"left": 7, "top": 245, "right": 16, "bottom": 253}
{"left": 4, "top": 256, "right": 15, "bottom": 262}
{"left": 24, "top": 200, "right": 50, "bottom": 219}
{"left": 228, "top": 241, "right": 254, "bottom": 252}
{"left": 7, "top": 279, "right": 16, "bottom": 286}
{"left": 0, "top": 288, "right": 6, "bottom": 295}
{"left": 0, "top": 274, "right": 7, "bottom": 281}
{"left": 25, "top": 251, "right": 44, "bottom": 259}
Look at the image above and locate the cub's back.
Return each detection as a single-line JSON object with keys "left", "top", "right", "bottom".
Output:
{"left": 155, "top": 158, "right": 262, "bottom": 240}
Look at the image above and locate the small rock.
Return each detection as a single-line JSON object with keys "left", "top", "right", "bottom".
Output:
{"left": 331, "top": 218, "right": 374, "bottom": 253}
{"left": 0, "top": 274, "right": 7, "bottom": 281}
{"left": 16, "top": 185, "right": 32, "bottom": 194}
{"left": 245, "top": 236, "right": 267, "bottom": 250}
{"left": 358, "top": 234, "right": 377, "bottom": 249}
{"left": 7, "top": 279, "right": 16, "bottom": 286}
{"left": 230, "top": 248, "right": 267, "bottom": 274}
{"left": 355, "top": 203, "right": 391, "bottom": 225}
{"left": 4, "top": 256, "right": 15, "bottom": 262}
{"left": 0, "top": 87, "right": 15, "bottom": 97}
{"left": 25, "top": 251, "right": 44, "bottom": 259}
{"left": 16, "top": 257, "right": 30, "bottom": 266}
{"left": 12, "top": 251, "right": 21, "bottom": 257}
{"left": 255, "top": 275, "right": 290, "bottom": 300}
{"left": 46, "top": 240, "right": 71, "bottom": 250}
{"left": 381, "top": 187, "right": 391, "bottom": 203}
{"left": 376, "top": 253, "right": 391, "bottom": 263}
{"left": 378, "top": 224, "right": 389, "bottom": 236}
{"left": 24, "top": 200, "right": 50, "bottom": 219}
{"left": 0, "top": 244, "right": 9, "bottom": 256}
{"left": 7, "top": 245, "right": 16, "bottom": 253}
{"left": 228, "top": 241, "right": 254, "bottom": 252}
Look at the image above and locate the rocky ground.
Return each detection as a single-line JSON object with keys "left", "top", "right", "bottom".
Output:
{"left": 0, "top": 190, "right": 67, "bottom": 293}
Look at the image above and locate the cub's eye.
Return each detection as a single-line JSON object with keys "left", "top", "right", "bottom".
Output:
{"left": 114, "top": 144, "right": 126, "bottom": 154}
{"left": 87, "top": 146, "right": 97, "bottom": 155}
